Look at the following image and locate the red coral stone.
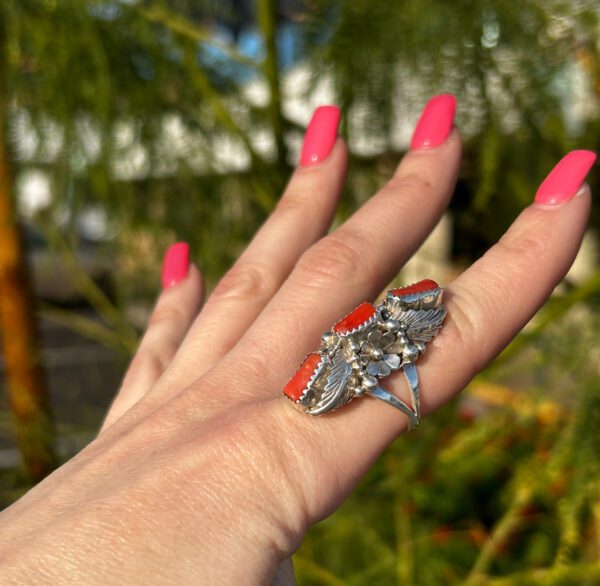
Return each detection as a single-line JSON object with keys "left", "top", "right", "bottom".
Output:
{"left": 283, "top": 353, "right": 322, "bottom": 401}
{"left": 389, "top": 279, "right": 439, "bottom": 298}
{"left": 333, "top": 302, "right": 377, "bottom": 334}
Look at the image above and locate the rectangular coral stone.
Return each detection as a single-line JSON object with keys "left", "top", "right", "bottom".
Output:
{"left": 389, "top": 279, "right": 439, "bottom": 298}
{"left": 333, "top": 302, "right": 376, "bottom": 334}
{"left": 283, "top": 353, "right": 322, "bottom": 402}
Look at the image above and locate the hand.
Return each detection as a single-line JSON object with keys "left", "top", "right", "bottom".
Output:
{"left": 0, "top": 97, "right": 593, "bottom": 585}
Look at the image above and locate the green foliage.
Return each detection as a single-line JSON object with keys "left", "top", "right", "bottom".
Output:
{"left": 2, "top": 0, "right": 288, "bottom": 290}
{"left": 3, "top": 0, "right": 600, "bottom": 289}
{"left": 309, "top": 0, "right": 600, "bottom": 255}
{"left": 1, "top": 1, "right": 600, "bottom": 583}
{"left": 296, "top": 297, "right": 600, "bottom": 584}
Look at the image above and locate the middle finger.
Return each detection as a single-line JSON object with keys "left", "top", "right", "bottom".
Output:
{"left": 223, "top": 94, "right": 460, "bottom": 402}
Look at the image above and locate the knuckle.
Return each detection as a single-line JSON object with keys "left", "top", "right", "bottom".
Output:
{"left": 426, "top": 227, "right": 552, "bottom": 392}
{"left": 148, "top": 303, "right": 187, "bottom": 329}
{"left": 123, "top": 349, "right": 167, "bottom": 387}
{"left": 275, "top": 186, "right": 314, "bottom": 216}
{"left": 448, "top": 229, "right": 551, "bottom": 343}
{"left": 447, "top": 289, "right": 483, "bottom": 349}
{"left": 493, "top": 230, "right": 549, "bottom": 275}
{"left": 239, "top": 351, "right": 270, "bottom": 388}
{"left": 440, "top": 287, "right": 491, "bottom": 377}
{"left": 382, "top": 171, "right": 435, "bottom": 199}
{"left": 210, "top": 261, "right": 274, "bottom": 304}
{"left": 296, "top": 230, "right": 373, "bottom": 287}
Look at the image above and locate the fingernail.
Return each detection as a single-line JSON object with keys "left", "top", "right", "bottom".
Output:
{"left": 300, "top": 105, "right": 341, "bottom": 167}
{"left": 410, "top": 94, "right": 456, "bottom": 150}
{"left": 161, "top": 242, "right": 190, "bottom": 289}
{"left": 534, "top": 150, "right": 596, "bottom": 205}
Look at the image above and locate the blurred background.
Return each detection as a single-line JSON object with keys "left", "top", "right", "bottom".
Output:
{"left": 1, "top": 0, "right": 600, "bottom": 583}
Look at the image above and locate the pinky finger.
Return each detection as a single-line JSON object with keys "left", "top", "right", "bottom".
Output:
{"left": 100, "top": 243, "right": 202, "bottom": 432}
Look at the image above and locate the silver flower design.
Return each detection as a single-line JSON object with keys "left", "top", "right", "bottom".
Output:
{"left": 359, "top": 330, "right": 403, "bottom": 377}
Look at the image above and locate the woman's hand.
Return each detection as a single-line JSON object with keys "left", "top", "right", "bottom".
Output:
{"left": 0, "top": 96, "right": 594, "bottom": 585}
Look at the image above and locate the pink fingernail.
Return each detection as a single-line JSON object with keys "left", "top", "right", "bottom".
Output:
{"left": 534, "top": 150, "right": 596, "bottom": 205}
{"left": 161, "top": 242, "right": 190, "bottom": 289}
{"left": 300, "top": 106, "right": 341, "bottom": 167}
{"left": 410, "top": 94, "right": 456, "bottom": 150}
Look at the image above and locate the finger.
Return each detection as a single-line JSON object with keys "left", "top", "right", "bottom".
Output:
{"left": 225, "top": 94, "right": 460, "bottom": 402}
{"left": 101, "top": 243, "right": 202, "bottom": 431}
{"left": 271, "top": 150, "right": 595, "bottom": 527}
{"left": 151, "top": 106, "right": 346, "bottom": 392}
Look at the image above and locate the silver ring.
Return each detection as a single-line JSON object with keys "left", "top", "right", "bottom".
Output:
{"left": 283, "top": 280, "right": 446, "bottom": 430}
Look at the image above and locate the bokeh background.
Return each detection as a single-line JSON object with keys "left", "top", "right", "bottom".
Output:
{"left": 1, "top": 1, "right": 600, "bottom": 584}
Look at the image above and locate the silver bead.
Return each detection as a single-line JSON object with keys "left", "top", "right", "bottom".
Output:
{"left": 402, "top": 345, "right": 419, "bottom": 362}
{"left": 350, "top": 358, "right": 362, "bottom": 370}
{"left": 383, "top": 319, "right": 400, "bottom": 333}
{"left": 347, "top": 340, "right": 360, "bottom": 353}
{"left": 370, "top": 347, "right": 384, "bottom": 360}
{"left": 362, "top": 374, "right": 377, "bottom": 390}
{"left": 321, "top": 331, "right": 337, "bottom": 346}
{"left": 398, "top": 335, "right": 408, "bottom": 346}
{"left": 416, "top": 342, "right": 426, "bottom": 354}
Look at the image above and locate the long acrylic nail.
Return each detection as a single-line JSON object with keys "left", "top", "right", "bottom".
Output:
{"left": 161, "top": 242, "right": 190, "bottom": 289}
{"left": 300, "top": 106, "right": 341, "bottom": 167}
{"left": 534, "top": 150, "right": 596, "bottom": 205}
{"left": 410, "top": 94, "right": 456, "bottom": 150}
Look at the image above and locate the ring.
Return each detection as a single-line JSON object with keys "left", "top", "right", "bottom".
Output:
{"left": 283, "top": 280, "right": 446, "bottom": 430}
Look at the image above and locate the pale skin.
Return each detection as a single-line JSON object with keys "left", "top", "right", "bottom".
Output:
{"left": 0, "top": 127, "right": 591, "bottom": 585}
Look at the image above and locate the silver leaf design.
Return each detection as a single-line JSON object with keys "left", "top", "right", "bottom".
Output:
{"left": 309, "top": 349, "right": 353, "bottom": 415}
{"left": 399, "top": 307, "right": 447, "bottom": 345}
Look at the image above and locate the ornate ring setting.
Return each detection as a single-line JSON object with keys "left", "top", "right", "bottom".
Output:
{"left": 282, "top": 280, "right": 446, "bottom": 430}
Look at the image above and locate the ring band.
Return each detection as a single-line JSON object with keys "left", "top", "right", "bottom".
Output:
{"left": 283, "top": 280, "right": 446, "bottom": 430}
